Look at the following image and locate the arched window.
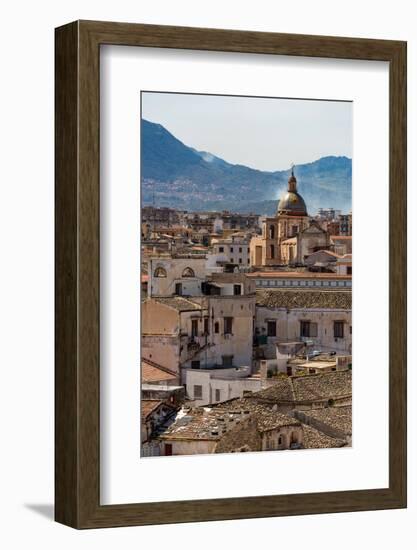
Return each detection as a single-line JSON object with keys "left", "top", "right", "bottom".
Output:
{"left": 182, "top": 267, "right": 195, "bottom": 278}
{"left": 154, "top": 267, "right": 167, "bottom": 278}
{"left": 269, "top": 225, "right": 275, "bottom": 239}
{"left": 270, "top": 244, "right": 275, "bottom": 259}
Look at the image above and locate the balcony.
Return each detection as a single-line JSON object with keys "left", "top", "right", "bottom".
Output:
{"left": 187, "top": 334, "right": 210, "bottom": 351}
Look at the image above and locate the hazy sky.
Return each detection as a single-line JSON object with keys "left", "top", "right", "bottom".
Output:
{"left": 141, "top": 92, "right": 352, "bottom": 172}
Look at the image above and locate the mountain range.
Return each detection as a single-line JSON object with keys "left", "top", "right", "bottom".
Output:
{"left": 141, "top": 119, "right": 352, "bottom": 216}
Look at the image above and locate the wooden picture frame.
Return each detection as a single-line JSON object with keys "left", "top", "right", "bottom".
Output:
{"left": 55, "top": 20, "right": 407, "bottom": 528}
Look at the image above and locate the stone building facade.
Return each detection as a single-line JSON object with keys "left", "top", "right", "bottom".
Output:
{"left": 255, "top": 289, "right": 352, "bottom": 353}
{"left": 142, "top": 270, "right": 256, "bottom": 382}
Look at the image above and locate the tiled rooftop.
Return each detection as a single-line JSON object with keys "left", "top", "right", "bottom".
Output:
{"left": 301, "top": 424, "right": 346, "bottom": 449}
{"left": 213, "top": 398, "right": 300, "bottom": 432}
{"left": 159, "top": 400, "right": 299, "bottom": 440}
{"left": 253, "top": 378, "right": 295, "bottom": 402}
{"left": 252, "top": 371, "right": 352, "bottom": 404}
{"left": 160, "top": 408, "right": 234, "bottom": 440}
{"left": 152, "top": 296, "right": 204, "bottom": 312}
{"left": 304, "top": 405, "right": 352, "bottom": 435}
{"left": 292, "top": 371, "right": 352, "bottom": 402}
{"left": 141, "top": 361, "right": 177, "bottom": 384}
{"left": 256, "top": 289, "right": 351, "bottom": 309}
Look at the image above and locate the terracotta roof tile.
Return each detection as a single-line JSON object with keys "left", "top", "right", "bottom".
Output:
{"left": 251, "top": 371, "right": 352, "bottom": 403}
{"left": 153, "top": 297, "right": 204, "bottom": 312}
{"left": 302, "top": 424, "right": 346, "bottom": 449}
{"left": 141, "top": 400, "right": 164, "bottom": 421}
{"left": 159, "top": 400, "right": 299, "bottom": 441}
{"left": 251, "top": 378, "right": 295, "bottom": 402}
{"left": 141, "top": 362, "right": 177, "bottom": 383}
{"left": 304, "top": 406, "right": 352, "bottom": 435}
{"left": 256, "top": 289, "right": 351, "bottom": 309}
{"left": 292, "top": 371, "right": 352, "bottom": 402}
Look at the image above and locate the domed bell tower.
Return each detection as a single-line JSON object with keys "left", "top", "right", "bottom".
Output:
{"left": 276, "top": 167, "right": 310, "bottom": 263}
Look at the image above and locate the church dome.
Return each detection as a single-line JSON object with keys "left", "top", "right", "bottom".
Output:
{"left": 277, "top": 191, "right": 307, "bottom": 216}
{"left": 277, "top": 167, "right": 308, "bottom": 217}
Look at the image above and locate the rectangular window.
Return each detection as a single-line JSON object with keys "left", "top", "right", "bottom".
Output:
{"left": 175, "top": 282, "right": 182, "bottom": 295}
{"left": 204, "top": 317, "right": 209, "bottom": 335}
{"left": 334, "top": 321, "right": 344, "bottom": 338}
{"left": 239, "top": 258, "right": 242, "bottom": 264}
{"left": 219, "top": 246, "right": 224, "bottom": 253}
{"left": 194, "top": 385, "right": 202, "bottom": 398}
{"left": 300, "top": 321, "right": 318, "bottom": 338}
{"left": 230, "top": 246, "right": 234, "bottom": 252}
{"left": 239, "top": 247, "right": 242, "bottom": 253}
{"left": 215, "top": 389, "right": 221, "bottom": 402}
{"left": 191, "top": 319, "right": 198, "bottom": 337}
{"left": 191, "top": 360, "right": 200, "bottom": 369}
{"left": 222, "top": 355, "right": 233, "bottom": 367}
{"left": 300, "top": 320, "right": 309, "bottom": 337}
{"left": 267, "top": 320, "right": 277, "bottom": 337}
{"left": 233, "top": 284, "right": 241, "bottom": 295}
{"left": 224, "top": 317, "right": 233, "bottom": 335}
{"left": 347, "top": 266, "right": 352, "bottom": 275}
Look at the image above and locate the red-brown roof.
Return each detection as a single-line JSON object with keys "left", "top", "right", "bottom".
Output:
{"left": 142, "top": 361, "right": 177, "bottom": 383}
{"left": 141, "top": 400, "right": 164, "bottom": 421}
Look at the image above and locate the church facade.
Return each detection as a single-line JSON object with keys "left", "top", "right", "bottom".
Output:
{"left": 250, "top": 168, "right": 330, "bottom": 267}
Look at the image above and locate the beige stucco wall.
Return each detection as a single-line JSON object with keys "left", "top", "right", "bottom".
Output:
{"left": 142, "top": 334, "right": 181, "bottom": 374}
{"left": 212, "top": 239, "right": 251, "bottom": 267}
{"left": 142, "top": 299, "right": 180, "bottom": 334}
{"left": 297, "top": 230, "right": 329, "bottom": 263}
{"left": 193, "top": 296, "right": 254, "bottom": 369}
{"left": 186, "top": 368, "right": 263, "bottom": 406}
{"left": 148, "top": 256, "right": 207, "bottom": 297}
{"left": 142, "top": 300, "right": 182, "bottom": 372}
{"left": 160, "top": 439, "right": 217, "bottom": 456}
{"left": 256, "top": 306, "right": 352, "bottom": 353}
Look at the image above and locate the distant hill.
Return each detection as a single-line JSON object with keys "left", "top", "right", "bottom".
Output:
{"left": 141, "top": 119, "right": 352, "bottom": 215}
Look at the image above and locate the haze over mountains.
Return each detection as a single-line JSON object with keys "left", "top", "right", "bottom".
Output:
{"left": 141, "top": 119, "right": 352, "bottom": 216}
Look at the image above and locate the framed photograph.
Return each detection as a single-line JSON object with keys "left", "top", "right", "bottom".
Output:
{"left": 55, "top": 20, "right": 406, "bottom": 528}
